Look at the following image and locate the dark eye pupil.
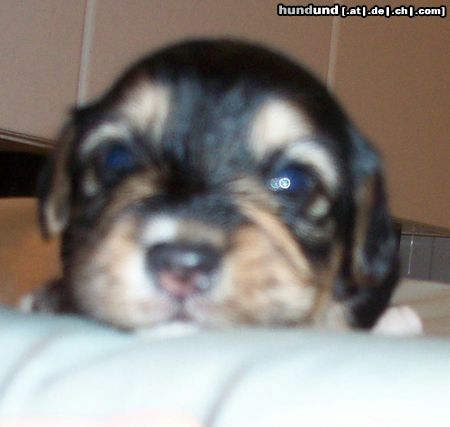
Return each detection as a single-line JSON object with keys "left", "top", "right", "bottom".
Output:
{"left": 269, "top": 166, "right": 314, "bottom": 195}
{"left": 104, "top": 145, "right": 134, "bottom": 172}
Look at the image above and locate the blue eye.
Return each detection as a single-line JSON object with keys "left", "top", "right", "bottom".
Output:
{"left": 103, "top": 145, "right": 135, "bottom": 173}
{"left": 268, "top": 165, "right": 315, "bottom": 197}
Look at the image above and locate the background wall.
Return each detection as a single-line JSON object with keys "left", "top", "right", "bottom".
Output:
{"left": 400, "top": 234, "right": 450, "bottom": 283}
{"left": 333, "top": 0, "right": 450, "bottom": 230}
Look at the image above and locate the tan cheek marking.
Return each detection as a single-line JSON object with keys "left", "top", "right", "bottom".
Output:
{"left": 217, "top": 223, "right": 318, "bottom": 325}
{"left": 230, "top": 177, "right": 315, "bottom": 282}
{"left": 70, "top": 219, "right": 138, "bottom": 321}
{"left": 209, "top": 183, "right": 346, "bottom": 327}
{"left": 212, "top": 190, "right": 320, "bottom": 325}
{"left": 229, "top": 177, "right": 279, "bottom": 214}
{"left": 71, "top": 217, "right": 175, "bottom": 328}
{"left": 250, "top": 98, "right": 313, "bottom": 159}
{"left": 100, "top": 171, "right": 160, "bottom": 226}
{"left": 118, "top": 78, "right": 171, "bottom": 140}
{"left": 240, "top": 200, "right": 313, "bottom": 280}
{"left": 222, "top": 216, "right": 346, "bottom": 327}
{"left": 308, "top": 244, "right": 348, "bottom": 329}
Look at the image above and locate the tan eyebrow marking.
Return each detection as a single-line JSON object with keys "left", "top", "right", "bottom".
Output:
{"left": 250, "top": 98, "right": 339, "bottom": 193}
{"left": 118, "top": 77, "right": 171, "bottom": 141}
{"left": 81, "top": 122, "right": 132, "bottom": 154}
{"left": 249, "top": 98, "right": 313, "bottom": 158}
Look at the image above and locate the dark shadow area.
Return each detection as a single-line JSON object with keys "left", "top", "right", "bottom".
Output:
{"left": 0, "top": 150, "right": 47, "bottom": 197}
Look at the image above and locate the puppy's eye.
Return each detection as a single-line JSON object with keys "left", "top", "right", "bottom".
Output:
{"left": 95, "top": 144, "right": 136, "bottom": 186}
{"left": 268, "top": 165, "right": 316, "bottom": 198}
{"left": 103, "top": 144, "right": 135, "bottom": 172}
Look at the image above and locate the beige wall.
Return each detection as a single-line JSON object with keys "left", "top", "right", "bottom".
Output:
{"left": 84, "top": 0, "right": 333, "bottom": 101}
{"left": 0, "top": 0, "right": 85, "bottom": 139}
{"left": 333, "top": 0, "right": 450, "bottom": 230}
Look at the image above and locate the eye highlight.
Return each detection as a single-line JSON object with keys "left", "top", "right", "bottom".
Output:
{"left": 268, "top": 165, "right": 316, "bottom": 198}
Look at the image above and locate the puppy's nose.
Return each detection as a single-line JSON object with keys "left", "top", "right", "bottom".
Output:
{"left": 148, "top": 243, "right": 220, "bottom": 299}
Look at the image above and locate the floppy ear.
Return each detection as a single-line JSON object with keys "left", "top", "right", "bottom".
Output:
{"left": 341, "top": 127, "right": 399, "bottom": 328}
{"left": 38, "top": 122, "right": 75, "bottom": 238}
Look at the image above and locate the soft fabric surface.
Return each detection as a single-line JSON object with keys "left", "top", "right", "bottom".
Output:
{"left": 0, "top": 307, "right": 450, "bottom": 426}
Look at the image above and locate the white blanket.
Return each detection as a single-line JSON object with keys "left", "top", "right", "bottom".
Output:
{"left": 0, "top": 306, "right": 449, "bottom": 426}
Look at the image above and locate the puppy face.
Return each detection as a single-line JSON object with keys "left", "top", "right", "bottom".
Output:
{"left": 39, "top": 40, "right": 399, "bottom": 330}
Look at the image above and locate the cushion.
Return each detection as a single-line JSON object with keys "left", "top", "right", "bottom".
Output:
{"left": 0, "top": 307, "right": 450, "bottom": 426}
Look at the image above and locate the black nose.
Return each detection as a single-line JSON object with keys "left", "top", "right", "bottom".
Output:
{"left": 147, "top": 243, "right": 221, "bottom": 299}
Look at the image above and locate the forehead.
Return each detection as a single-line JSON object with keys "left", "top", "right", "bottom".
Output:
{"left": 74, "top": 41, "right": 346, "bottom": 183}
{"left": 78, "top": 77, "right": 317, "bottom": 159}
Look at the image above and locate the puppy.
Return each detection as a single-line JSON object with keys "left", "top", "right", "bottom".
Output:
{"left": 25, "top": 39, "right": 399, "bottom": 331}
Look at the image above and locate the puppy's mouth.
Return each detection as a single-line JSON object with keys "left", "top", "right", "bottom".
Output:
{"left": 133, "top": 291, "right": 216, "bottom": 330}
{"left": 147, "top": 297, "right": 219, "bottom": 329}
{"left": 170, "top": 305, "right": 207, "bottom": 324}
{"left": 172, "top": 309, "right": 191, "bottom": 322}
{"left": 158, "top": 287, "right": 220, "bottom": 326}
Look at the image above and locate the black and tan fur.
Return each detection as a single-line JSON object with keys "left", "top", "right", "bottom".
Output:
{"left": 27, "top": 39, "right": 399, "bottom": 330}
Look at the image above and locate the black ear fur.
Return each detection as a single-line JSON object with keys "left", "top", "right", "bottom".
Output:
{"left": 37, "top": 122, "right": 75, "bottom": 238}
{"left": 338, "top": 128, "right": 399, "bottom": 328}
{"left": 36, "top": 155, "right": 55, "bottom": 238}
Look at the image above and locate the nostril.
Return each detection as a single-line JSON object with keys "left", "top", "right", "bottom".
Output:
{"left": 147, "top": 243, "right": 221, "bottom": 298}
